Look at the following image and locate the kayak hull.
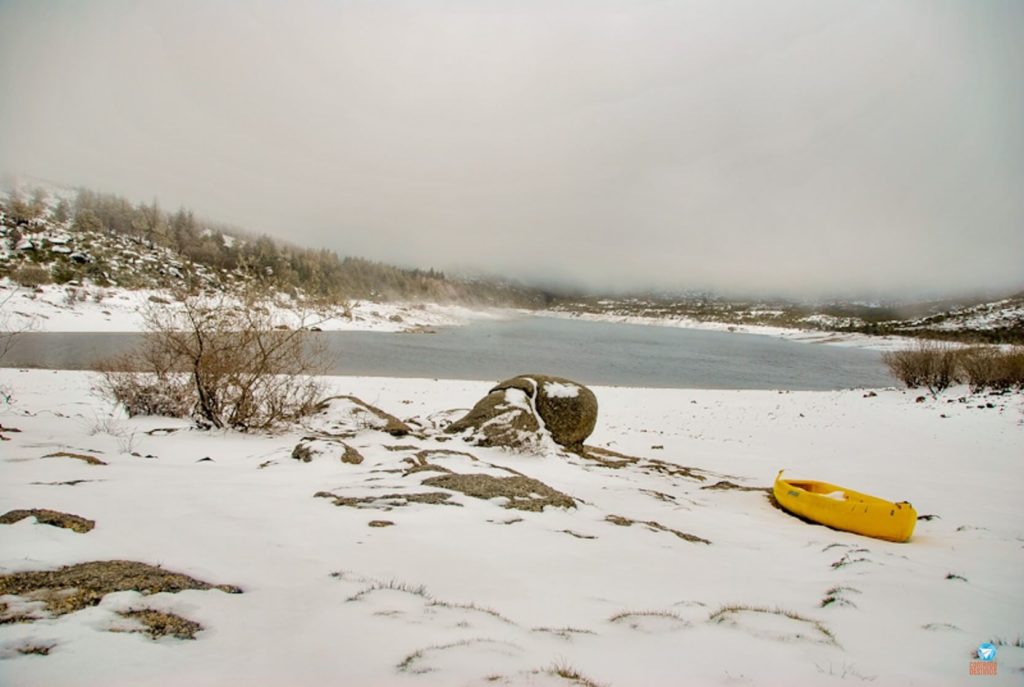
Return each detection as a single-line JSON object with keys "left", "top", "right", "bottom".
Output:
{"left": 773, "top": 471, "right": 917, "bottom": 542}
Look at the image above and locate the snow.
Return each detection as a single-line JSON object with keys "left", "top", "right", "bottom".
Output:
{"left": 535, "top": 309, "right": 924, "bottom": 352}
{"left": 1, "top": 369, "right": 1022, "bottom": 686}
{"left": 543, "top": 381, "right": 580, "bottom": 399}
{"left": 0, "top": 279, "right": 513, "bottom": 334}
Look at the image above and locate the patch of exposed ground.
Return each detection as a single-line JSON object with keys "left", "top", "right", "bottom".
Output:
{"left": 561, "top": 529, "right": 596, "bottom": 539}
{"left": 0, "top": 560, "right": 242, "bottom": 617}
{"left": 700, "top": 480, "right": 769, "bottom": 492}
{"left": 42, "top": 451, "right": 106, "bottom": 466}
{"left": 0, "top": 601, "right": 43, "bottom": 625}
{"left": 29, "top": 479, "right": 99, "bottom": 487}
{"left": 640, "top": 459, "right": 709, "bottom": 481}
{"left": 605, "top": 514, "right": 710, "bottom": 544}
{"left": 10, "top": 642, "right": 57, "bottom": 657}
{"left": 0, "top": 508, "right": 95, "bottom": 533}
{"left": 291, "top": 436, "right": 364, "bottom": 464}
{"left": 115, "top": 609, "right": 203, "bottom": 640}
{"left": 422, "top": 473, "right": 575, "bottom": 512}
{"left": 579, "top": 445, "right": 640, "bottom": 468}
{"left": 639, "top": 489, "right": 677, "bottom": 503}
{"left": 314, "top": 490, "right": 460, "bottom": 510}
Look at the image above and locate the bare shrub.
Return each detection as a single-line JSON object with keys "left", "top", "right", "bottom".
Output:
{"left": 10, "top": 265, "right": 51, "bottom": 288}
{"left": 882, "top": 342, "right": 961, "bottom": 396}
{"left": 98, "top": 287, "right": 327, "bottom": 431}
{"left": 960, "top": 346, "right": 1024, "bottom": 392}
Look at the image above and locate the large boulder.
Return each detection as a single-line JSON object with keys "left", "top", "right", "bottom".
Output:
{"left": 445, "top": 374, "right": 597, "bottom": 451}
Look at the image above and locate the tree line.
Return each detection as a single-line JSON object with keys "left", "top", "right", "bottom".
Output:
{"left": 3, "top": 185, "right": 549, "bottom": 307}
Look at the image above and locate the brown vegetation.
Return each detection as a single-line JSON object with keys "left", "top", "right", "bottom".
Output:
{"left": 883, "top": 343, "right": 1024, "bottom": 394}
{"left": 98, "top": 287, "right": 325, "bottom": 430}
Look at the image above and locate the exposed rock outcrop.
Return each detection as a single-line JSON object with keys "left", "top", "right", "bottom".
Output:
{"left": 291, "top": 436, "right": 364, "bottom": 464}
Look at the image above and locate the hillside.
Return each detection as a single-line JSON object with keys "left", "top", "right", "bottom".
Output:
{"left": 545, "top": 293, "right": 1024, "bottom": 345}
{"left": 0, "top": 181, "right": 548, "bottom": 308}
{"left": 3, "top": 180, "right": 1020, "bottom": 345}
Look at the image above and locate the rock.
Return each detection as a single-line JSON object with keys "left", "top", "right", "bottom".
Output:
{"left": 304, "top": 395, "right": 412, "bottom": 437}
{"left": 292, "top": 436, "right": 364, "bottom": 464}
{"left": 0, "top": 509, "right": 95, "bottom": 533}
{"left": 422, "top": 473, "right": 576, "bottom": 512}
{"left": 446, "top": 374, "right": 597, "bottom": 451}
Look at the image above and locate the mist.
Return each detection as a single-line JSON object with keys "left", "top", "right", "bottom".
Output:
{"left": 1, "top": 0, "right": 1022, "bottom": 298}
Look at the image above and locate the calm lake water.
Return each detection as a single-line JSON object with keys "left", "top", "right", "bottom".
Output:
{"left": 1, "top": 316, "right": 893, "bottom": 390}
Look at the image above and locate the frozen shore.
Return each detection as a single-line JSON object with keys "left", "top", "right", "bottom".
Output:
{"left": 534, "top": 309, "right": 921, "bottom": 352}
{"left": 1, "top": 369, "right": 1022, "bottom": 686}
{"left": 0, "top": 279, "right": 513, "bottom": 334}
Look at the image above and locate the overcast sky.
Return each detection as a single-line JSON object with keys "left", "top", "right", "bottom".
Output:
{"left": 1, "top": 0, "right": 1022, "bottom": 297}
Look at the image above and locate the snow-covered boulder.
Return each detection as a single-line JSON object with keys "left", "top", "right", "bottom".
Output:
{"left": 446, "top": 374, "right": 598, "bottom": 451}
{"left": 303, "top": 395, "right": 412, "bottom": 437}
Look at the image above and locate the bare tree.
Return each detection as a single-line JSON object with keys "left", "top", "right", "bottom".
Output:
{"left": 99, "top": 285, "right": 328, "bottom": 431}
{"left": 1, "top": 284, "right": 35, "bottom": 362}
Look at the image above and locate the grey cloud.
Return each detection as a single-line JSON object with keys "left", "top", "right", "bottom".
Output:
{"left": 1, "top": 0, "right": 1022, "bottom": 297}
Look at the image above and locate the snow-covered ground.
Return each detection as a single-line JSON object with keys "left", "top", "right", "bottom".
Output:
{"left": 535, "top": 309, "right": 921, "bottom": 352}
{"left": 0, "top": 279, "right": 511, "bottom": 333}
{"left": 1, "top": 369, "right": 1022, "bottom": 686}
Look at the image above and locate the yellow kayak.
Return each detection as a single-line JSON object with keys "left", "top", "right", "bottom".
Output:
{"left": 773, "top": 470, "right": 917, "bottom": 542}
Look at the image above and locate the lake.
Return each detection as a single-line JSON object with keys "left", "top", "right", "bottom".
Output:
{"left": 1, "top": 316, "right": 893, "bottom": 390}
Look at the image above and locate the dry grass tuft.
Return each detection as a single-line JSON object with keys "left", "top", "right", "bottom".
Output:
{"left": 820, "top": 585, "right": 860, "bottom": 608}
{"left": 346, "top": 579, "right": 431, "bottom": 602}
{"left": 609, "top": 609, "right": 687, "bottom": 624}
{"left": 42, "top": 451, "right": 106, "bottom": 466}
{"left": 397, "top": 639, "right": 516, "bottom": 674}
{"left": 546, "top": 660, "right": 609, "bottom": 687}
{"left": 709, "top": 604, "right": 837, "bottom": 646}
{"left": 532, "top": 626, "right": 597, "bottom": 639}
